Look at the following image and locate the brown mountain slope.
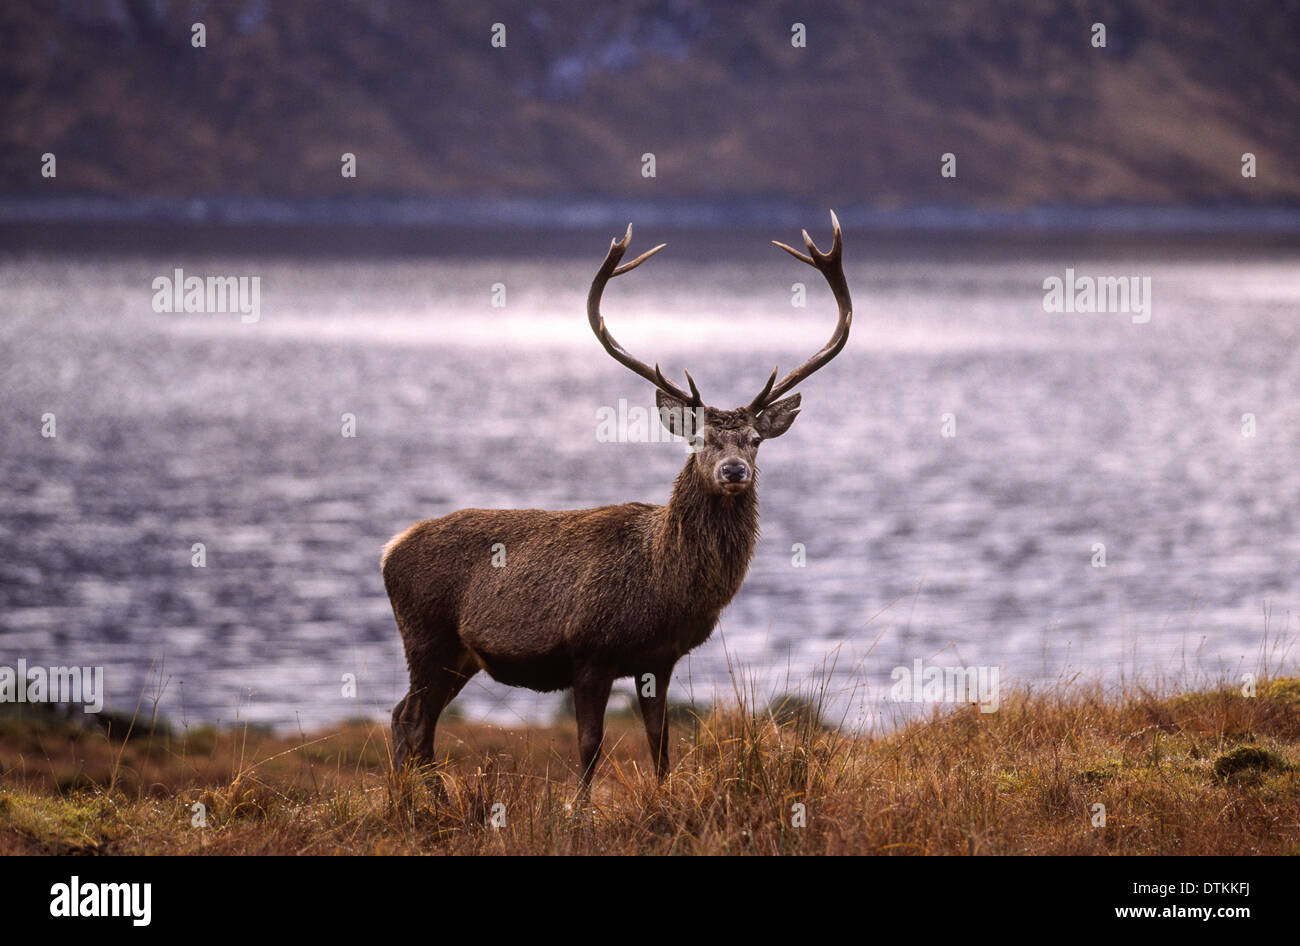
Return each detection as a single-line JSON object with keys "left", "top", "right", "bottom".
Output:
{"left": 2, "top": 0, "right": 1298, "bottom": 206}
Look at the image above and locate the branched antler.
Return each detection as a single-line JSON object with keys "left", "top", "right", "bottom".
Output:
{"left": 748, "top": 210, "right": 852, "bottom": 414}
{"left": 587, "top": 224, "right": 702, "bottom": 406}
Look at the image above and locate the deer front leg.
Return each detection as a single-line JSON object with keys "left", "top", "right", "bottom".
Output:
{"left": 573, "top": 669, "right": 614, "bottom": 797}
{"left": 636, "top": 663, "right": 674, "bottom": 781}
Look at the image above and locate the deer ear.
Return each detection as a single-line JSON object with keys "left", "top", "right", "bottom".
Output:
{"left": 656, "top": 390, "right": 700, "bottom": 439}
{"left": 755, "top": 394, "right": 801, "bottom": 439}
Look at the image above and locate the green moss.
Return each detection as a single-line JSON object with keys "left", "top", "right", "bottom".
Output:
{"left": 994, "top": 768, "right": 1025, "bottom": 792}
{"left": 1263, "top": 678, "right": 1300, "bottom": 705}
{"left": 0, "top": 791, "right": 124, "bottom": 854}
{"left": 1078, "top": 760, "right": 1121, "bottom": 785}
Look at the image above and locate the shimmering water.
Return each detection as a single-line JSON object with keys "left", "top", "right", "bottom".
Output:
{"left": 1, "top": 236, "right": 1297, "bottom": 730}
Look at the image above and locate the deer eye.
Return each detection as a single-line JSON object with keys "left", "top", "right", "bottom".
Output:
{"left": 748, "top": 433, "right": 762, "bottom": 447}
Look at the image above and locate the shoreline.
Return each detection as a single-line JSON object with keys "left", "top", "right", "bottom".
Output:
{"left": 3, "top": 197, "right": 1299, "bottom": 259}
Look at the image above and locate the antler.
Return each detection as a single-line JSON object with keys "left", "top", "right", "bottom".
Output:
{"left": 587, "top": 224, "right": 703, "bottom": 406}
{"left": 747, "top": 210, "right": 853, "bottom": 414}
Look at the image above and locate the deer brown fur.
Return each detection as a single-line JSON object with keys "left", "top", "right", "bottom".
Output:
{"left": 384, "top": 212, "right": 852, "bottom": 794}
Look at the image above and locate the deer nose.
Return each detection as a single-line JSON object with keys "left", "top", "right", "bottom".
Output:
{"left": 720, "top": 461, "right": 749, "bottom": 482}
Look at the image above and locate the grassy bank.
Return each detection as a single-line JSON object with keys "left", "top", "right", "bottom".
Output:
{"left": 1, "top": 679, "right": 1297, "bottom": 855}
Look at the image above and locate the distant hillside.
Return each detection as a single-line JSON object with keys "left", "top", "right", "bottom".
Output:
{"left": 2, "top": 0, "right": 1299, "bottom": 208}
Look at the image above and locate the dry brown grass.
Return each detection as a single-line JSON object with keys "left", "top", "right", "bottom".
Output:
{"left": 1, "top": 678, "right": 1297, "bottom": 855}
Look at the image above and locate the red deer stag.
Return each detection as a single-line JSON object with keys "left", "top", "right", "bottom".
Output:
{"left": 383, "top": 212, "right": 852, "bottom": 793}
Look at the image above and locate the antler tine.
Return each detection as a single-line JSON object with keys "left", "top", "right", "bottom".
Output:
{"left": 588, "top": 224, "right": 702, "bottom": 407}
{"left": 613, "top": 242, "right": 667, "bottom": 276}
{"left": 683, "top": 369, "right": 702, "bottom": 404}
{"left": 750, "top": 210, "right": 852, "bottom": 414}
{"left": 652, "top": 365, "right": 702, "bottom": 405}
{"left": 771, "top": 239, "right": 814, "bottom": 266}
{"left": 773, "top": 209, "right": 843, "bottom": 267}
{"left": 745, "top": 366, "right": 778, "bottom": 414}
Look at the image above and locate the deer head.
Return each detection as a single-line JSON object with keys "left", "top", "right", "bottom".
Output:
{"left": 587, "top": 211, "right": 853, "bottom": 497}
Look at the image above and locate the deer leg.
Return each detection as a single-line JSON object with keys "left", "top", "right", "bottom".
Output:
{"left": 392, "top": 648, "right": 477, "bottom": 770}
{"left": 391, "top": 689, "right": 430, "bottom": 769}
{"left": 635, "top": 663, "right": 674, "bottom": 781}
{"left": 573, "top": 670, "right": 614, "bottom": 797}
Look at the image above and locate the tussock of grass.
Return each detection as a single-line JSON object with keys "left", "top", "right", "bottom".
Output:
{"left": 1212, "top": 745, "right": 1288, "bottom": 782}
{"left": 1, "top": 679, "right": 1297, "bottom": 855}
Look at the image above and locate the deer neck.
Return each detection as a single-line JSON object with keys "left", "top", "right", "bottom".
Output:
{"left": 653, "top": 459, "right": 760, "bottom": 609}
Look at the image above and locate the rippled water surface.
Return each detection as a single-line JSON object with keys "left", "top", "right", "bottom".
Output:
{"left": 1, "top": 237, "right": 1297, "bottom": 729}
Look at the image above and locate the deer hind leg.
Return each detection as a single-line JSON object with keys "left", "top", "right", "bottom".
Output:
{"left": 573, "top": 669, "right": 615, "bottom": 798}
{"left": 391, "top": 689, "right": 430, "bottom": 769}
{"left": 392, "top": 639, "right": 477, "bottom": 770}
